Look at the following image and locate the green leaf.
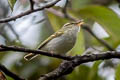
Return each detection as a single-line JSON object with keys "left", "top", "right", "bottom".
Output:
{"left": 8, "top": 0, "right": 16, "bottom": 11}
{"left": 66, "top": 65, "right": 91, "bottom": 80}
{"left": 115, "top": 64, "right": 120, "bottom": 80}
{"left": 87, "top": 61, "right": 103, "bottom": 80}
{"left": 70, "top": 30, "right": 85, "bottom": 55}
{"left": 72, "top": 0, "right": 91, "bottom": 10}
{"left": 78, "top": 5, "right": 120, "bottom": 46}
{"left": 47, "top": 11, "right": 68, "bottom": 31}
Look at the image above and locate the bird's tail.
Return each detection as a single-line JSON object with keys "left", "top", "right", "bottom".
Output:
{"left": 24, "top": 53, "right": 39, "bottom": 61}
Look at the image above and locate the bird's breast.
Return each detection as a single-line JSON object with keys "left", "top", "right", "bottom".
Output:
{"left": 41, "top": 31, "right": 78, "bottom": 54}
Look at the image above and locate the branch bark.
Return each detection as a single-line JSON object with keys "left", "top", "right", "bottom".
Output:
{"left": 0, "top": 45, "right": 119, "bottom": 80}
{"left": 0, "top": 64, "right": 24, "bottom": 80}
{"left": 39, "top": 51, "right": 120, "bottom": 80}
{"left": 0, "top": 45, "right": 73, "bottom": 60}
{"left": 29, "top": 0, "right": 34, "bottom": 10}
{"left": 0, "top": 0, "right": 61, "bottom": 23}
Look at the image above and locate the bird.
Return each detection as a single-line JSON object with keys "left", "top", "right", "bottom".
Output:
{"left": 24, "top": 20, "right": 84, "bottom": 61}
{"left": 33, "top": 0, "right": 51, "bottom": 4}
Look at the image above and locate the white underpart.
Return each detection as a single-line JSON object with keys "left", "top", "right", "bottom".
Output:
{"left": 78, "top": 26, "right": 81, "bottom": 32}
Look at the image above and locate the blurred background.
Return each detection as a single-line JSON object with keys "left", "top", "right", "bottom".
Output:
{"left": 1, "top": 0, "right": 120, "bottom": 80}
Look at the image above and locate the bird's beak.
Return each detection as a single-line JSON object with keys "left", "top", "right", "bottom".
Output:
{"left": 77, "top": 21, "right": 84, "bottom": 27}
{"left": 76, "top": 20, "right": 84, "bottom": 32}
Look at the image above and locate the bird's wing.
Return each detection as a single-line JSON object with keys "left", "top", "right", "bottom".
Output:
{"left": 24, "top": 30, "right": 64, "bottom": 61}
{"left": 37, "top": 30, "right": 64, "bottom": 49}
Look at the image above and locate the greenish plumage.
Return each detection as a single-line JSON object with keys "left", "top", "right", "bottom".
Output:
{"left": 24, "top": 21, "right": 83, "bottom": 61}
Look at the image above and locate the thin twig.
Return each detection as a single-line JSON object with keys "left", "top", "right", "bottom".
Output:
{"left": 62, "top": 0, "right": 69, "bottom": 17}
{"left": 29, "top": 0, "right": 34, "bottom": 10}
{"left": 62, "top": 0, "right": 76, "bottom": 21}
{"left": 0, "top": 0, "right": 61, "bottom": 23}
{"left": 6, "top": 23, "right": 20, "bottom": 40}
{"left": 0, "top": 45, "right": 73, "bottom": 60}
{"left": 46, "top": 8, "right": 65, "bottom": 18}
{"left": 46, "top": 8, "right": 77, "bottom": 21}
{"left": 81, "top": 24, "right": 114, "bottom": 51}
{"left": 0, "top": 64, "right": 24, "bottom": 80}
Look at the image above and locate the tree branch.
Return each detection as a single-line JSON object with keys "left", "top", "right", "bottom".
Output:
{"left": 46, "top": 8, "right": 77, "bottom": 21}
{"left": 39, "top": 51, "right": 120, "bottom": 80}
{"left": 81, "top": 24, "right": 114, "bottom": 51}
{"left": 0, "top": 64, "right": 24, "bottom": 80}
{"left": 62, "top": 0, "right": 76, "bottom": 21}
{"left": 29, "top": 0, "right": 34, "bottom": 10}
{"left": 0, "top": 45, "right": 118, "bottom": 80}
{"left": 46, "top": 8, "right": 65, "bottom": 18}
{"left": 6, "top": 23, "right": 20, "bottom": 40}
{"left": 0, "top": 0, "right": 61, "bottom": 23}
{"left": 0, "top": 45, "right": 73, "bottom": 60}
